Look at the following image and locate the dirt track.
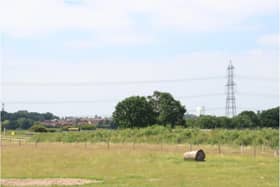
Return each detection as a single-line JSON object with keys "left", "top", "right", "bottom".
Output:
{"left": 0, "top": 178, "right": 102, "bottom": 186}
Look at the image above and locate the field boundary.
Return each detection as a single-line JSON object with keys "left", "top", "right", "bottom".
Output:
{"left": 1, "top": 141, "right": 279, "bottom": 158}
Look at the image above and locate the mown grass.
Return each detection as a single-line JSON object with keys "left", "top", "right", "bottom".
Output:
{"left": 1, "top": 142, "right": 278, "bottom": 187}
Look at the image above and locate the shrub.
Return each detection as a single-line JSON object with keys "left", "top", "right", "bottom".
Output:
{"left": 47, "top": 129, "right": 57, "bottom": 133}
{"left": 79, "top": 124, "right": 96, "bottom": 130}
{"left": 29, "top": 124, "right": 48, "bottom": 132}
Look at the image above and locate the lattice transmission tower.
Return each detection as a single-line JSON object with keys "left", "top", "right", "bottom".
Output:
{"left": 225, "top": 60, "right": 236, "bottom": 117}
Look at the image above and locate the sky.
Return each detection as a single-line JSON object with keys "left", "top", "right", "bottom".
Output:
{"left": 0, "top": 0, "right": 279, "bottom": 117}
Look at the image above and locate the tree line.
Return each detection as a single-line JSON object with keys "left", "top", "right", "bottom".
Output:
{"left": 113, "top": 91, "right": 278, "bottom": 129}
{"left": 1, "top": 110, "right": 58, "bottom": 130}
{"left": 1, "top": 91, "right": 279, "bottom": 130}
{"left": 186, "top": 107, "right": 279, "bottom": 129}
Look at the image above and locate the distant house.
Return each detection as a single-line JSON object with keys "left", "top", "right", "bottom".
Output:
{"left": 42, "top": 119, "right": 58, "bottom": 127}
{"left": 41, "top": 116, "right": 109, "bottom": 127}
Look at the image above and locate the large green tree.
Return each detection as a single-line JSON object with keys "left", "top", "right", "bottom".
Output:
{"left": 16, "top": 117, "right": 34, "bottom": 129}
{"left": 148, "top": 91, "right": 186, "bottom": 128}
{"left": 231, "top": 115, "right": 254, "bottom": 129}
{"left": 239, "top": 111, "right": 260, "bottom": 127}
{"left": 259, "top": 107, "right": 279, "bottom": 128}
{"left": 113, "top": 96, "right": 156, "bottom": 128}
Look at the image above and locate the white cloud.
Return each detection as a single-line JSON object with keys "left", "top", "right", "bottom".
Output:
{"left": 0, "top": 0, "right": 132, "bottom": 37}
{"left": 257, "top": 33, "right": 279, "bottom": 47}
{"left": 64, "top": 32, "right": 155, "bottom": 49}
{"left": 0, "top": 0, "right": 277, "bottom": 38}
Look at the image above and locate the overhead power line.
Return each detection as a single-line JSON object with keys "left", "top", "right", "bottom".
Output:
{"left": 3, "top": 93, "right": 225, "bottom": 105}
{"left": 2, "top": 76, "right": 225, "bottom": 87}
{"left": 2, "top": 92, "right": 277, "bottom": 105}
{"left": 237, "top": 92, "right": 278, "bottom": 97}
{"left": 2, "top": 75, "right": 277, "bottom": 87}
{"left": 236, "top": 75, "right": 278, "bottom": 82}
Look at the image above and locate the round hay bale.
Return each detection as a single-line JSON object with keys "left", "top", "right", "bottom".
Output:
{"left": 183, "top": 149, "right": 205, "bottom": 161}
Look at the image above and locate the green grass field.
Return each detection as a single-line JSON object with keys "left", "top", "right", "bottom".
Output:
{"left": 1, "top": 142, "right": 278, "bottom": 187}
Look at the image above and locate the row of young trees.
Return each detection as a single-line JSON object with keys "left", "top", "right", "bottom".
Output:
{"left": 30, "top": 126, "right": 279, "bottom": 149}
{"left": 187, "top": 107, "right": 279, "bottom": 129}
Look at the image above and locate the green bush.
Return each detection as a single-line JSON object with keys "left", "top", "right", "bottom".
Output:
{"left": 47, "top": 128, "right": 57, "bottom": 133}
{"left": 29, "top": 124, "right": 48, "bottom": 133}
{"left": 79, "top": 124, "right": 96, "bottom": 130}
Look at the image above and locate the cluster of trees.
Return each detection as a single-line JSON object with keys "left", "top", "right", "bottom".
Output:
{"left": 187, "top": 107, "right": 279, "bottom": 129}
{"left": 1, "top": 110, "right": 58, "bottom": 130}
{"left": 113, "top": 91, "right": 279, "bottom": 129}
{"left": 113, "top": 91, "right": 186, "bottom": 128}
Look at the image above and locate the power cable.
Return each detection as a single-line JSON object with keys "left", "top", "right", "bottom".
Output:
{"left": 2, "top": 76, "right": 226, "bottom": 87}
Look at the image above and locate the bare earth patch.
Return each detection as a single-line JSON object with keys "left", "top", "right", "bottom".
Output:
{"left": 0, "top": 178, "right": 102, "bottom": 186}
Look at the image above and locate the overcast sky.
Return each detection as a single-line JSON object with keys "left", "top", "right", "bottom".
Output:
{"left": 0, "top": 0, "right": 279, "bottom": 117}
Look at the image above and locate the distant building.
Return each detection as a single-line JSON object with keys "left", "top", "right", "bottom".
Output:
{"left": 41, "top": 116, "right": 110, "bottom": 127}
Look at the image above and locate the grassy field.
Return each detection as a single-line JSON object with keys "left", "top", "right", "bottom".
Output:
{"left": 1, "top": 142, "right": 279, "bottom": 187}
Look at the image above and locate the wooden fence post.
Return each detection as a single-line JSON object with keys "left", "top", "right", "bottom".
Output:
{"left": 253, "top": 145, "right": 257, "bottom": 158}
{"left": 189, "top": 143, "right": 192, "bottom": 151}
{"left": 133, "top": 138, "right": 136, "bottom": 150}
{"left": 273, "top": 149, "right": 279, "bottom": 157}
{"left": 218, "top": 144, "right": 221, "bottom": 154}
{"left": 107, "top": 138, "right": 110, "bottom": 150}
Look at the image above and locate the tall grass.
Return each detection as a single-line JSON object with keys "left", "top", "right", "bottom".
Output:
{"left": 29, "top": 126, "right": 279, "bottom": 149}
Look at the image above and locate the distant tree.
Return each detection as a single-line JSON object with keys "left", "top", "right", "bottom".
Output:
{"left": 239, "top": 111, "right": 260, "bottom": 128}
{"left": 1, "top": 110, "right": 58, "bottom": 122}
{"left": 43, "top": 112, "right": 58, "bottom": 120}
{"left": 185, "top": 118, "right": 197, "bottom": 128}
{"left": 259, "top": 107, "right": 279, "bottom": 128}
{"left": 148, "top": 91, "right": 186, "bottom": 128}
{"left": 113, "top": 96, "right": 156, "bottom": 128}
{"left": 16, "top": 118, "right": 34, "bottom": 129}
{"left": 217, "top": 116, "right": 232, "bottom": 128}
{"left": 195, "top": 115, "right": 219, "bottom": 129}
{"left": 1, "top": 119, "right": 19, "bottom": 129}
{"left": 1, "top": 120, "right": 11, "bottom": 130}
{"left": 231, "top": 115, "right": 253, "bottom": 129}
